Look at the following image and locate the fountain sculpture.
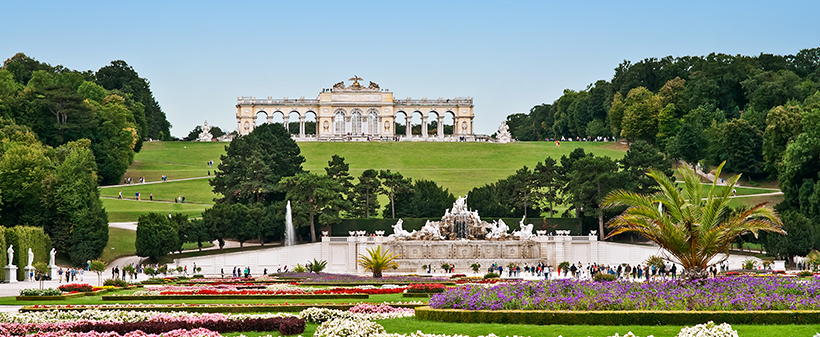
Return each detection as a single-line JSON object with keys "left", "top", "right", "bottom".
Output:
{"left": 383, "top": 195, "right": 542, "bottom": 272}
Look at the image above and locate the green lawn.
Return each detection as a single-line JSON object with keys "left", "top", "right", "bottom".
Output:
{"left": 100, "top": 178, "right": 217, "bottom": 205}
{"left": 127, "top": 141, "right": 629, "bottom": 197}
{"left": 102, "top": 199, "right": 210, "bottom": 222}
{"left": 100, "top": 228, "right": 137, "bottom": 263}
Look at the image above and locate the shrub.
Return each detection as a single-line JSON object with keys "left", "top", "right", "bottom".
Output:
{"left": 19, "top": 288, "right": 62, "bottom": 296}
{"left": 70, "top": 316, "right": 304, "bottom": 335}
{"left": 58, "top": 283, "right": 93, "bottom": 293}
{"left": 192, "top": 274, "right": 204, "bottom": 278}
{"left": 450, "top": 274, "right": 466, "bottom": 279}
{"left": 103, "top": 278, "right": 128, "bottom": 287}
{"left": 306, "top": 259, "right": 328, "bottom": 274}
{"left": 798, "top": 271, "right": 813, "bottom": 277}
{"left": 483, "top": 272, "right": 499, "bottom": 279}
{"left": 594, "top": 273, "right": 617, "bottom": 282}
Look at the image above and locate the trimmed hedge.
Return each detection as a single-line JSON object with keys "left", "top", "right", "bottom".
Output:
{"left": 21, "top": 303, "right": 427, "bottom": 313}
{"left": 4, "top": 226, "right": 51, "bottom": 281}
{"left": 403, "top": 293, "right": 434, "bottom": 298}
{"left": 0, "top": 227, "right": 5, "bottom": 281}
{"left": 101, "top": 294, "right": 369, "bottom": 301}
{"left": 332, "top": 217, "right": 581, "bottom": 236}
{"left": 16, "top": 293, "right": 85, "bottom": 301}
{"left": 415, "top": 306, "right": 820, "bottom": 325}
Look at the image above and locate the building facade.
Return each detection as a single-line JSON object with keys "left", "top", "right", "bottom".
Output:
{"left": 235, "top": 76, "right": 476, "bottom": 141}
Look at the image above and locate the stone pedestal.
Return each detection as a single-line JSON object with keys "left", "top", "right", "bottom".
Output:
{"left": 49, "top": 264, "right": 58, "bottom": 280}
{"left": 24, "top": 266, "right": 34, "bottom": 281}
{"left": 5, "top": 265, "right": 18, "bottom": 283}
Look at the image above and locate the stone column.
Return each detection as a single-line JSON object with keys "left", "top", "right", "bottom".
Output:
{"left": 282, "top": 116, "right": 290, "bottom": 133}
{"left": 405, "top": 116, "right": 412, "bottom": 138}
{"left": 299, "top": 116, "right": 306, "bottom": 138}
{"left": 437, "top": 116, "right": 444, "bottom": 139}
{"left": 362, "top": 116, "right": 368, "bottom": 137}
{"left": 345, "top": 116, "right": 352, "bottom": 135}
{"left": 266, "top": 115, "right": 273, "bottom": 124}
{"left": 421, "top": 116, "right": 428, "bottom": 139}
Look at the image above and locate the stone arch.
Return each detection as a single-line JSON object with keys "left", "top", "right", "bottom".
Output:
{"left": 303, "top": 110, "right": 317, "bottom": 135}
{"left": 410, "top": 110, "right": 425, "bottom": 135}
{"left": 443, "top": 110, "right": 456, "bottom": 135}
{"left": 350, "top": 109, "right": 363, "bottom": 135}
{"left": 367, "top": 108, "right": 380, "bottom": 135}
{"left": 394, "top": 111, "right": 408, "bottom": 136}
{"left": 287, "top": 110, "right": 301, "bottom": 134}
{"left": 333, "top": 109, "right": 347, "bottom": 135}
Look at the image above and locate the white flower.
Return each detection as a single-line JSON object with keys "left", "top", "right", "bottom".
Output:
{"left": 677, "top": 321, "right": 738, "bottom": 337}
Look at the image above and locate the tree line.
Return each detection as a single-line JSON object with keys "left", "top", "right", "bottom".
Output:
{"left": 0, "top": 53, "right": 174, "bottom": 266}
{"left": 0, "top": 53, "right": 173, "bottom": 184}
{"left": 503, "top": 48, "right": 820, "bottom": 262}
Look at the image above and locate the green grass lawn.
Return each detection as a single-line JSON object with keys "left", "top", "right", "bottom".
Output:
{"left": 100, "top": 178, "right": 217, "bottom": 205}
{"left": 100, "top": 228, "right": 136, "bottom": 262}
{"left": 102, "top": 198, "right": 210, "bottom": 222}
{"left": 127, "top": 141, "right": 629, "bottom": 197}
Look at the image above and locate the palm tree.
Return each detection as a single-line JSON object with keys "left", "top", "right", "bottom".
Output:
{"left": 602, "top": 162, "right": 784, "bottom": 280}
{"left": 357, "top": 246, "right": 399, "bottom": 278}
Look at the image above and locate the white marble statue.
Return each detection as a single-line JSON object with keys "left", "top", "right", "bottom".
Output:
{"left": 27, "top": 248, "right": 33, "bottom": 267}
{"left": 389, "top": 219, "right": 414, "bottom": 239}
{"left": 496, "top": 121, "right": 512, "bottom": 143}
{"left": 453, "top": 195, "right": 468, "bottom": 214}
{"left": 418, "top": 220, "right": 444, "bottom": 240}
{"left": 488, "top": 219, "right": 509, "bottom": 239}
{"left": 49, "top": 248, "right": 56, "bottom": 266}
{"left": 6, "top": 245, "right": 12, "bottom": 266}
{"left": 197, "top": 120, "right": 214, "bottom": 142}
{"left": 514, "top": 216, "right": 535, "bottom": 240}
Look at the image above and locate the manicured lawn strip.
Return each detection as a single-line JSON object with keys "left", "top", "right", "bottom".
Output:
{"left": 99, "top": 178, "right": 218, "bottom": 205}
{"left": 416, "top": 306, "right": 820, "bottom": 325}
{"left": 101, "top": 294, "right": 369, "bottom": 300}
{"left": 100, "top": 227, "right": 137, "bottom": 262}
{"left": 379, "top": 317, "right": 820, "bottom": 337}
{"left": 156, "top": 245, "right": 281, "bottom": 264}
{"left": 102, "top": 198, "right": 209, "bottom": 222}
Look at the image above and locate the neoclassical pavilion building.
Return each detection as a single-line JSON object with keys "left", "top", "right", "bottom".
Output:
{"left": 235, "top": 76, "right": 476, "bottom": 141}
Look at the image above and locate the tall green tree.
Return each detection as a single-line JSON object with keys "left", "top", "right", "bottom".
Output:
{"left": 379, "top": 170, "right": 413, "bottom": 219}
{"left": 620, "top": 140, "right": 673, "bottom": 195}
{"left": 0, "top": 133, "right": 52, "bottom": 227}
{"left": 211, "top": 123, "right": 304, "bottom": 204}
{"left": 389, "top": 179, "right": 456, "bottom": 218}
{"left": 42, "top": 139, "right": 108, "bottom": 266}
{"left": 509, "top": 166, "right": 537, "bottom": 218}
{"left": 533, "top": 157, "right": 562, "bottom": 218}
{"left": 351, "top": 169, "right": 383, "bottom": 218}
{"left": 325, "top": 155, "right": 354, "bottom": 193}
{"left": 135, "top": 213, "right": 180, "bottom": 263}
{"left": 565, "top": 155, "right": 622, "bottom": 239}
{"left": 763, "top": 105, "right": 803, "bottom": 175}
{"left": 280, "top": 172, "right": 349, "bottom": 242}
{"left": 779, "top": 107, "right": 820, "bottom": 209}
{"left": 90, "top": 95, "right": 137, "bottom": 185}
{"left": 95, "top": 60, "right": 168, "bottom": 140}
{"left": 620, "top": 87, "right": 661, "bottom": 143}
{"left": 720, "top": 118, "right": 765, "bottom": 177}
{"left": 764, "top": 210, "right": 813, "bottom": 263}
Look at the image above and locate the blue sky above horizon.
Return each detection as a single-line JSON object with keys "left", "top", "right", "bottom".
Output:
{"left": 1, "top": 1, "right": 818, "bottom": 137}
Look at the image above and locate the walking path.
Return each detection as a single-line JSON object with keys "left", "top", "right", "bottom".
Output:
{"left": 99, "top": 176, "right": 211, "bottom": 189}
{"left": 99, "top": 196, "right": 211, "bottom": 206}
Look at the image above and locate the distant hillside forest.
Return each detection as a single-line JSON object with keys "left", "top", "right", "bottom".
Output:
{"left": 506, "top": 48, "right": 820, "bottom": 178}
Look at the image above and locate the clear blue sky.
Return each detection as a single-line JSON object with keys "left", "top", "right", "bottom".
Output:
{"left": 1, "top": 1, "right": 818, "bottom": 137}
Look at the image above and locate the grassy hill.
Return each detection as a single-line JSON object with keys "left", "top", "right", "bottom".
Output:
{"left": 100, "top": 140, "right": 782, "bottom": 222}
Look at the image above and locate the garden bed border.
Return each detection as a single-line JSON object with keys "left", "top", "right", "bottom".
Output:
{"left": 101, "top": 294, "right": 369, "bottom": 301}
{"left": 16, "top": 292, "right": 85, "bottom": 301}
{"left": 415, "top": 306, "right": 820, "bottom": 325}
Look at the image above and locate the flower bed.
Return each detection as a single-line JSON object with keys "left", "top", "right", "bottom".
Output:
{"left": 58, "top": 284, "right": 93, "bottom": 293}
{"left": 0, "top": 310, "right": 304, "bottom": 336}
{"left": 103, "top": 283, "right": 406, "bottom": 300}
{"left": 406, "top": 283, "right": 448, "bottom": 294}
{"left": 430, "top": 276, "right": 820, "bottom": 311}
{"left": 16, "top": 288, "right": 85, "bottom": 301}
